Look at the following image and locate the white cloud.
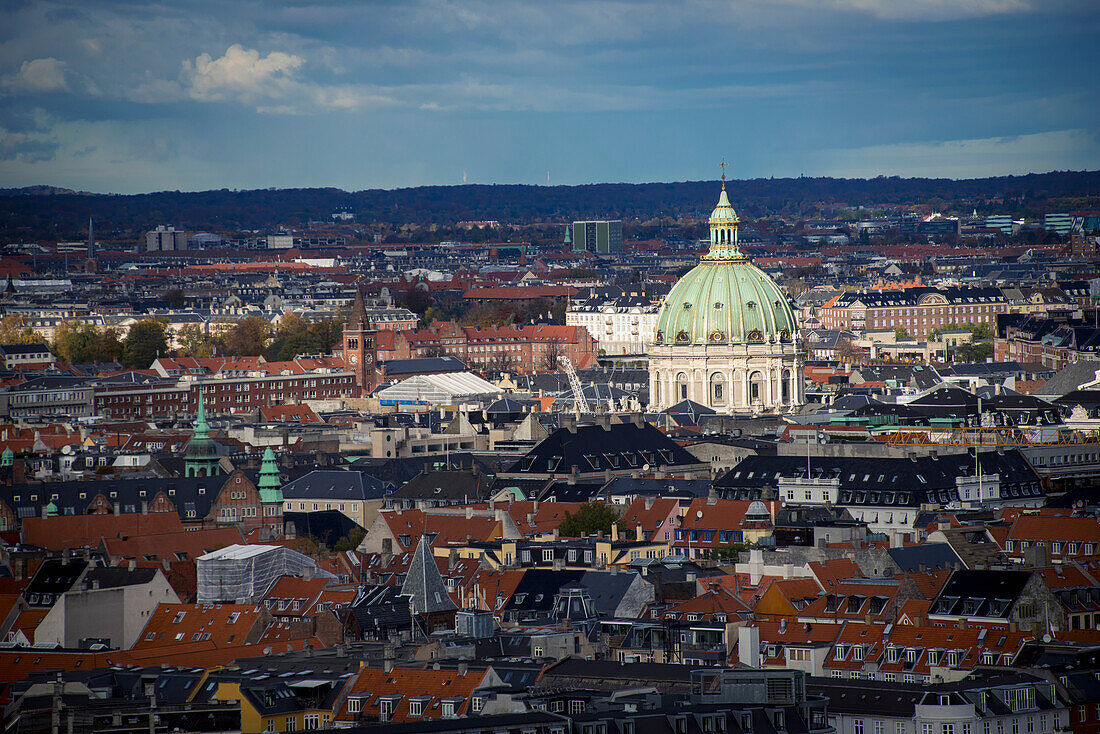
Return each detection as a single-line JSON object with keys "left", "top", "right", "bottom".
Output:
{"left": 762, "top": 0, "right": 1034, "bottom": 21}
{"left": 177, "top": 44, "right": 396, "bottom": 113}
{"left": 182, "top": 44, "right": 304, "bottom": 102}
{"left": 811, "top": 129, "right": 1100, "bottom": 178}
{"left": 2, "top": 58, "right": 69, "bottom": 93}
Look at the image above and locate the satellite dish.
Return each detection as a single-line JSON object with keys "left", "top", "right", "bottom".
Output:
{"left": 696, "top": 510, "right": 703, "bottom": 519}
{"left": 642, "top": 464, "right": 650, "bottom": 472}
{"left": 61, "top": 445, "right": 74, "bottom": 455}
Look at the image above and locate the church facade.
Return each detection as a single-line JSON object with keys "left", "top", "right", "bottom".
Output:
{"left": 647, "top": 182, "right": 804, "bottom": 413}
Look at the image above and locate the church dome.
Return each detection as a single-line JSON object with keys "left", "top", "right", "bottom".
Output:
{"left": 654, "top": 187, "right": 796, "bottom": 346}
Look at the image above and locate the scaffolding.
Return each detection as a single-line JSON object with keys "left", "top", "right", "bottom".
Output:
{"left": 196, "top": 544, "right": 335, "bottom": 604}
{"left": 881, "top": 425, "right": 1100, "bottom": 448}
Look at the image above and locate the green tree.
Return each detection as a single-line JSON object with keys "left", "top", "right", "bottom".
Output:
{"left": 894, "top": 326, "right": 911, "bottom": 340}
{"left": 122, "top": 319, "right": 169, "bottom": 368}
{"left": 176, "top": 323, "right": 221, "bottom": 358}
{"left": 557, "top": 502, "right": 622, "bottom": 538}
{"left": 52, "top": 320, "right": 119, "bottom": 364}
{"left": 954, "top": 341, "right": 994, "bottom": 363}
{"left": 224, "top": 316, "right": 272, "bottom": 356}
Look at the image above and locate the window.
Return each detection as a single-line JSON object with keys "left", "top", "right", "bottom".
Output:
{"left": 570, "top": 700, "right": 585, "bottom": 714}
{"left": 897, "top": 724, "right": 906, "bottom": 734}
{"left": 471, "top": 696, "right": 483, "bottom": 713}
{"left": 875, "top": 721, "right": 885, "bottom": 734}
{"left": 441, "top": 701, "right": 455, "bottom": 717}
{"left": 347, "top": 698, "right": 361, "bottom": 714}
{"left": 409, "top": 700, "right": 423, "bottom": 716}
{"left": 379, "top": 699, "right": 394, "bottom": 720}
{"left": 923, "top": 724, "right": 934, "bottom": 734}
{"left": 943, "top": 725, "right": 955, "bottom": 734}
{"left": 266, "top": 719, "right": 275, "bottom": 732}
{"left": 303, "top": 714, "right": 320, "bottom": 730}
{"left": 543, "top": 549, "right": 554, "bottom": 562}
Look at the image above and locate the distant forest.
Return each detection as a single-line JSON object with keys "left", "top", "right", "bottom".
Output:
{"left": 2, "top": 170, "right": 1099, "bottom": 243}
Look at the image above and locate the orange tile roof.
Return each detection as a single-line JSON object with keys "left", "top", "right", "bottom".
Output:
{"left": 381, "top": 510, "right": 501, "bottom": 552}
{"left": 132, "top": 603, "right": 269, "bottom": 649}
{"left": 22, "top": 513, "right": 184, "bottom": 551}
{"left": 102, "top": 527, "right": 244, "bottom": 563}
{"left": 506, "top": 501, "right": 587, "bottom": 537}
{"left": 336, "top": 666, "right": 490, "bottom": 723}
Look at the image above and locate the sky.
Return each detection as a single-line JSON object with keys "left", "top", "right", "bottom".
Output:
{"left": 0, "top": 0, "right": 1097, "bottom": 194}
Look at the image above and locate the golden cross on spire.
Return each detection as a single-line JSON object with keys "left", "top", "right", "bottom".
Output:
{"left": 720, "top": 159, "right": 727, "bottom": 189}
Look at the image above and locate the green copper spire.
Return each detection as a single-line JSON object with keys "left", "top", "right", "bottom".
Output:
{"left": 45, "top": 499, "right": 58, "bottom": 517}
{"left": 193, "top": 391, "right": 210, "bottom": 440}
{"left": 258, "top": 446, "right": 283, "bottom": 503}
{"left": 1, "top": 447, "right": 13, "bottom": 467}
{"left": 185, "top": 389, "right": 221, "bottom": 478}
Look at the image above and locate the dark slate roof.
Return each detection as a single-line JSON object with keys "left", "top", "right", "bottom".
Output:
{"left": 507, "top": 422, "right": 702, "bottom": 475}
{"left": 25, "top": 559, "right": 88, "bottom": 604}
{"left": 0, "top": 473, "right": 236, "bottom": 523}
{"left": 716, "top": 450, "right": 1042, "bottom": 505}
{"left": 485, "top": 397, "right": 536, "bottom": 418}
{"left": 886, "top": 543, "right": 963, "bottom": 573}
{"left": 348, "top": 453, "right": 503, "bottom": 486}
{"left": 537, "top": 481, "right": 604, "bottom": 502}
{"left": 598, "top": 477, "right": 711, "bottom": 499}
{"left": 401, "top": 536, "right": 458, "bottom": 615}
{"left": 503, "top": 569, "right": 639, "bottom": 618}
{"left": 389, "top": 469, "right": 491, "bottom": 502}
{"left": 81, "top": 566, "right": 159, "bottom": 589}
{"left": 1034, "top": 360, "right": 1100, "bottom": 398}
{"left": 280, "top": 470, "right": 389, "bottom": 501}
{"left": 929, "top": 569, "right": 1033, "bottom": 618}
{"left": 380, "top": 356, "right": 468, "bottom": 375}
{"left": 348, "top": 584, "right": 412, "bottom": 635}
{"left": 0, "top": 343, "right": 52, "bottom": 356}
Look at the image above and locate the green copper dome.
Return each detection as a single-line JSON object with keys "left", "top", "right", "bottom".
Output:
{"left": 654, "top": 185, "right": 796, "bottom": 347}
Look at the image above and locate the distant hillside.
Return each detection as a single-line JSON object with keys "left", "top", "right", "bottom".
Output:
{"left": 1, "top": 171, "right": 1098, "bottom": 242}
{"left": 0, "top": 185, "right": 88, "bottom": 197}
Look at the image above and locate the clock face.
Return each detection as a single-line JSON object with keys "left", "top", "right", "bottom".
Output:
{"left": 363, "top": 353, "right": 374, "bottom": 365}
{"left": 348, "top": 354, "right": 357, "bottom": 364}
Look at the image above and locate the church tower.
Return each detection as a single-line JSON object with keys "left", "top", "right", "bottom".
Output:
{"left": 185, "top": 392, "right": 222, "bottom": 478}
{"left": 342, "top": 287, "right": 377, "bottom": 396}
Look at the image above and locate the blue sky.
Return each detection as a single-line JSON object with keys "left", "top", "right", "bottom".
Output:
{"left": 0, "top": 0, "right": 1097, "bottom": 193}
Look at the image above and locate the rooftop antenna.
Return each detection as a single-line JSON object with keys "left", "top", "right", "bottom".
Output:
{"left": 720, "top": 159, "right": 727, "bottom": 190}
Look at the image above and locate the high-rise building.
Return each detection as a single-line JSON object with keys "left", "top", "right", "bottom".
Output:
{"left": 1044, "top": 213, "right": 1075, "bottom": 235}
{"left": 145, "top": 225, "right": 188, "bottom": 252}
{"left": 571, "top": 220, "right": 622, "bottom": 254}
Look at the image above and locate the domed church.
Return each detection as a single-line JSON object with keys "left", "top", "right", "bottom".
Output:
{"left": 648, "top": 177, "right": 804, "bottom": 413}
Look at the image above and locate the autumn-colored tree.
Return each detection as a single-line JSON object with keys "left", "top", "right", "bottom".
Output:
{"left": 223, "top": 316, "right": 272, "bottom": 356}
{"left": 0, "top": 315, "right": 44, "bottom": 345}
{"left": 834, "top": 337, "right": 866, "bottom": 365}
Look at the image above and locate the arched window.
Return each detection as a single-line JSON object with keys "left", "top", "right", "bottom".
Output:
{"left": 710, "top": 373, "right": 726, "bottom": 406}
{"left": 676, "top": 372, "right": 688, "bottom": 401}
{"left": 782, "top": 369, "right": 792, "bottom": 403}
{"left": 749, "top": 371, "right": 764, "bottom": 402}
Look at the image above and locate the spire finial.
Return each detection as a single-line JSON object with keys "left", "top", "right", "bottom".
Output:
{"left": 720, "top": 159, "right": 727, "bottom": 190}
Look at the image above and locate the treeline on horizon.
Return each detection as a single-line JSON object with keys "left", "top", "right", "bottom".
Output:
{"left": 1, "top": 170, "right": 1098, "bottom": 242}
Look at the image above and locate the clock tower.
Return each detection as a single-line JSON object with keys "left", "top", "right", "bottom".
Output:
{"left": 343, "top": 287, "right": 378, "bottom": 395}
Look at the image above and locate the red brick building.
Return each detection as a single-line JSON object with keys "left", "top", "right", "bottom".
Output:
{"left": 94, "top": 357, "right": 355, "bottom": 420}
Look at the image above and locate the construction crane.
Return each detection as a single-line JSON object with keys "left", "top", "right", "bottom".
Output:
{"left": 558, "top": 355, "right": 592, "bottom": 414}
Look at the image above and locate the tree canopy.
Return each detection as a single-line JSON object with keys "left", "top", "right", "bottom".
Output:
{"left": 557, "top": 502, "right": 622, "bottom": 538}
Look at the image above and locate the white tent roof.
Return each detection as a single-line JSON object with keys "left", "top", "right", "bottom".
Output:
{"left": 377, "top": 371, "right": 498, "bottom": 404}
